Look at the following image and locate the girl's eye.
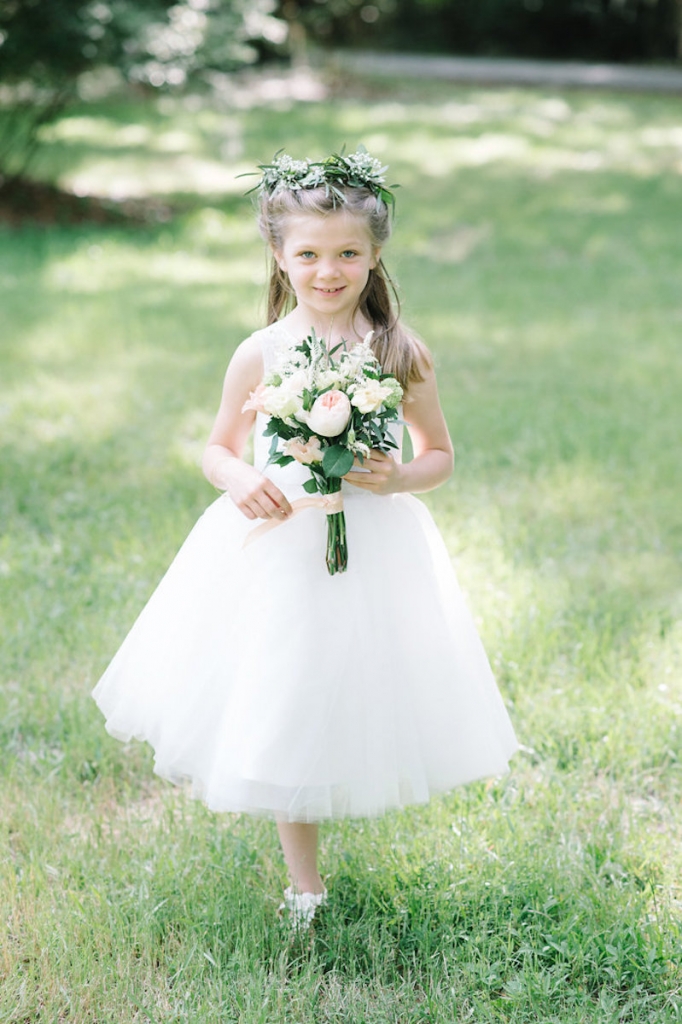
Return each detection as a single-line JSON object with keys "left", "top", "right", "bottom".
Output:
{"left": 341, "top": 250, "right": 358, "bottom": 258}
{"left": 299, "top": 251, "right": 316, "bottom": 259}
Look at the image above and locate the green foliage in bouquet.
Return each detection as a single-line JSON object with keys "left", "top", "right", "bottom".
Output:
{"left": 256, "top": 330, "right": 403, "bottom": 574}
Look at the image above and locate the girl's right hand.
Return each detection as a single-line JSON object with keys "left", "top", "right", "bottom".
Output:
{"left": 216, "top": 458, "right": 292, "bottom": 521}
{"left": 202, "top": 336, "right": 293, "bottom": 522}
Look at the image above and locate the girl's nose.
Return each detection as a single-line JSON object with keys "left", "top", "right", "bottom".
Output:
{"left": 317, "top": 258, "right": 340, "bottom": 279}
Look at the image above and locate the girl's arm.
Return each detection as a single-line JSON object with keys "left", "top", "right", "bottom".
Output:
{"left": 344, "top": 361, "right": 454, "bottom": 495}
{"left": 202, "top": 337, "right": 293, "bottom": 520}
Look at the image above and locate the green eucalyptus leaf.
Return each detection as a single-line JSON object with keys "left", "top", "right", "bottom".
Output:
{"left": 323, "top": 445, "right": 354, "bottom": 478}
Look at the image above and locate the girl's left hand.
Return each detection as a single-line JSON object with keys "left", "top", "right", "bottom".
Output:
{"left": 344, "top": 450, "right": 403, "bottom": 495}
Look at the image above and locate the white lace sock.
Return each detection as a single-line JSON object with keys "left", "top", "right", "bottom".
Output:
{"left": 279, "top": 886, "right": 328, "bottom": 929}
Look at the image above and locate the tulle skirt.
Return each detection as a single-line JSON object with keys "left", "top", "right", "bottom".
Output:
{"left": 93, "top": 479, "right": 517, "bottom": 822}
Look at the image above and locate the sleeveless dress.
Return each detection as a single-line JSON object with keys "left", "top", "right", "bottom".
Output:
{"left": 92, "top": 323, "right": 518, "bottom": 822}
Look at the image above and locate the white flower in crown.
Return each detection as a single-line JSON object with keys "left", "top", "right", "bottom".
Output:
{"left": 300, "top": 165, "right": 328, "bottom": 189}
{"left": 344, "top": 151, "right": 387, "bottom": 185}
{"left": 248, "top": 148, "right": 396, "bottom": 211}
{"left": 264, "top": 155, "right": 310, "bottom": 191}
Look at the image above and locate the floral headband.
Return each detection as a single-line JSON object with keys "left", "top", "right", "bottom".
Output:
{"left": 245, "top": 146, "right": 397, "bottom": 211}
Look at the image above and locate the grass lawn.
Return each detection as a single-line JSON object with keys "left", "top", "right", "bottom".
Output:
{"left": 1, "top": 66, "right": 681, "bottom": 1021}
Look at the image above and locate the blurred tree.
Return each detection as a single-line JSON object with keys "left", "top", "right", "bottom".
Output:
{"left": 280, "top": 0, "right": 680, "bottom": 62}
{"left": 0, "top": 0, "right": 286, "bottom": 185}
{"left": 278, "top": 0, "right": 394, "bottom": 55}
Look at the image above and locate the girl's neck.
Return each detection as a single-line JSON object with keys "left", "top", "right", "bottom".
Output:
{"left": 280, "top": 309, "right": 373, "bottom": 347}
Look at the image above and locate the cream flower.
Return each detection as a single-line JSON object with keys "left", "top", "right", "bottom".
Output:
{"left": 261, "top": 369, "right": 309, "bottom": 420}
{"left": 261, "top": 385, "right": 302, "bottom": 420}
{"left": 315, "top": 368, "right": 343, "bottom": 391}
{"left": 351, "top": 379, "right": 395, "bottom": 414}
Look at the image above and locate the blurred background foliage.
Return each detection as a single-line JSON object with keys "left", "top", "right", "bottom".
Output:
{"left": 0, "top": 0, "right": 285, "bottom": 183}
{"left": 289, "top": 0, "right": 682, "bottom": 62}
{"left": 0, "top": 0, "right": 680, "bottom": 193}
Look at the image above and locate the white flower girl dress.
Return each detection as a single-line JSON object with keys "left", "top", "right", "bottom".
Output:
{"left": 93, "top": 323, "right": 518, "bottom": 822}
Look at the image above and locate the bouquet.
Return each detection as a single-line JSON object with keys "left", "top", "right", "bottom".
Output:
{"left": 242, "top": 330, "right": 403, "bottom": 575}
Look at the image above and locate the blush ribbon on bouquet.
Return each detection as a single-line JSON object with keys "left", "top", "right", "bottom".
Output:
{"left": 243, "top": 492, "right": 344, "bottom": 548}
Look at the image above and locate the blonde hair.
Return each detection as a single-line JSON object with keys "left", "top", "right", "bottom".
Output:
{"left": 257, "top": 185, "right": 430, "bottom": 389}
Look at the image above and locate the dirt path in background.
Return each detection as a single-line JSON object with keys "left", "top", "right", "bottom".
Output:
{"left": 332, "top": 50, "right": 682, "bottom": 93}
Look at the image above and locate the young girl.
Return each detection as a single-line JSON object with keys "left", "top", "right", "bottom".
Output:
{"left": 93, "top": 149, "right": 518, "bottom": 928}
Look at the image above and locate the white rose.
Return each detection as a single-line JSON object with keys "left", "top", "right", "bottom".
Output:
{"left": 315, "top": 368, "right": 343, "bottom": 390}
{"left": 350, "top": 379, "right": 394, "bottom": 414}
{"left": 261, "top": 385, "right": 302, "bottom": 420}
{"left": 307, "top": 390, "right": 352, "bottom": 437}
{"left": 262, "top": 370, "right": 308, "bottom": 420}
{"left": 282, "top": 369, "right": 309, "bottom": 395}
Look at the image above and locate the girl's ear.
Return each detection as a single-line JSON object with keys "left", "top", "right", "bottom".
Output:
{"left": 370, "top": 248, "right": 382, "bottom": 270}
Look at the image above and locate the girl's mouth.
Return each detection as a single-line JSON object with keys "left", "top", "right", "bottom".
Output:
{"left": 316, "top": 286, "right": 345, "bottom": 295}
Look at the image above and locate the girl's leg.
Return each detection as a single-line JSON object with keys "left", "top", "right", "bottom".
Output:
{"left": 276, "top": 822, "right": 325, "bottom": 894}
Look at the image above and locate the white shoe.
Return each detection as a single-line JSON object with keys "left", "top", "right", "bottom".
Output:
{"left": 279, "top": 886, "right": 328, "bottom": 930}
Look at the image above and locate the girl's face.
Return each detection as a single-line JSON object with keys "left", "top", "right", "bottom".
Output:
{"left": 274, "top": 210, "right": 379, "bottom": 330}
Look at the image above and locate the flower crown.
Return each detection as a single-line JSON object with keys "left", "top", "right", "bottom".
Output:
{"left": 246, "top": 146, "right": 397, "bottom": 212}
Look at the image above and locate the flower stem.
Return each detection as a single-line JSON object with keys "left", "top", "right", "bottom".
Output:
{"left": 324, "top": 478, "right": 347, "bottom": 575}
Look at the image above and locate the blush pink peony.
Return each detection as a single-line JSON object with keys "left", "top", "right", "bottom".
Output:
{"left": 306, "top": 390, "right": 352, "bottom": 437}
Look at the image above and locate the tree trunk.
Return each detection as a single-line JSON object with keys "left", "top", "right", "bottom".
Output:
{"left": 281, "top": 2, "right": 308, "bottom": 67}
